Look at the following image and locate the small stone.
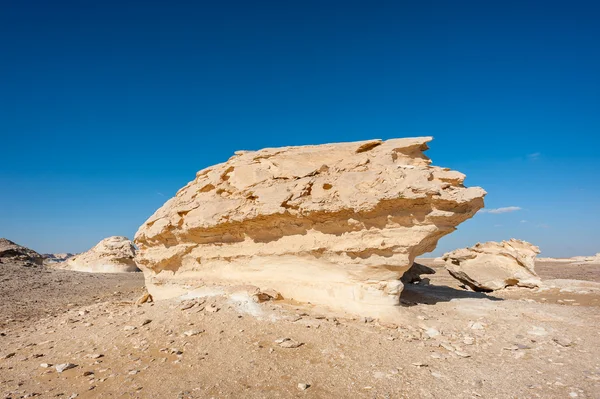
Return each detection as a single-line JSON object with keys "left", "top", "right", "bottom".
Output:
{"left": 206, "top": 304, "right": 220, "bottom": 313}
{"left": 362, "top": 317, "right": 375, "bottom": 323}
{"left": 297, "top": 383, "right": 310, "bottom": 391}
{"left": 87, "top": 354, "right": 103, "bottom": 359}
{"left": 128, "top": 370, "right": 139, "bottom": 375}
{"left": 183, "top": 330, "right": 204, "bottom": 337}
{"left": 454, "top": 351, "right": 471, "bottom": 358}
{"left": 527, "top": 326, "right": 547, "bottom": 336}
{"left": 40, "top": 363, "right": 52, "bottom": 368}
{"left": 141, "top": 319, "right": 152, "bottom": 326}
{"left": 83, "top": 371, "right": 94, "bottom": 377}
{"left": 463, "top": 336, "right": 475, "bottom": 345}
{"left": 425, "top": 328, "right": 440, "bottom": 338}
{"left": 470, "top": 322, "right": 485, "bottom": 330}
{"left": 412, "top": 362, "right": 428, "bottom": 368}
{"left": 180, "top": 301, "right": 195, "bottom": 311}
{"left": 136, "top": 293, "right": 153, "bottom": 305}
{"left": 553, "top": 337, "right": 573, "bottom": 347}
{"left": 439, "top": 343, "right": 454, "bottom": 351}
{"left": 275, "top": 338, "right": 303, "bottom": 348}
{"left": 2, "top": 352, "right": 16, "bottom": 359}
{"left": 123, "top": 326, "right": 137, "bottom": 331}
{"left": 56, "top": 363, "right": 77, "bottom": 373}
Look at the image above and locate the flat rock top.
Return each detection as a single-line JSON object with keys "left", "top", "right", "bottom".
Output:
{"left": 444, "top": 239, "right": 540, "bottom": 259}
{"left": 136, "top": 137, "right": 485, "bottom": 243}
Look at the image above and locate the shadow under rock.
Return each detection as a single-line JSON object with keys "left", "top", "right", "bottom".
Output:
{"left": 399, "top": 282, "right": 504, "bottom": 306}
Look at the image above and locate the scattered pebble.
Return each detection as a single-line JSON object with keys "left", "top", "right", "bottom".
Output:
{"left": 55, "top": 363, "right": 77, "bottom": 373}
{"left": 206, "top": 304, "right": 220, "bottom": 313}
{"left": 183, "top": 330, "right": 204, "bottom": 337}
{"left": 297, "top": 383, "right": 310, "bottom": 391}
{"left": 275, "top": 338, "right": 303, "bottom": 348}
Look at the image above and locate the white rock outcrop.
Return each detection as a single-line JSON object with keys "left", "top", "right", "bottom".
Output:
{"left": 443, "top": 239, "right": 541, "bottom": 291}
{"left": 135, "top": 137, "right": 485, "bottom": 316}
{"left": 63, "top": 236, "right": 139, "bottom": 273}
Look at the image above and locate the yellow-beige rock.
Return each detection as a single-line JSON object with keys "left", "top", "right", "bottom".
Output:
{"left": 135, "top": 137, "right": 485, "bottom": 316}
{"left": 443, "top": 239, "right": 541, "bottom": 291}
{"left": 63, "top": 236, "right": 139, "bottom": 273}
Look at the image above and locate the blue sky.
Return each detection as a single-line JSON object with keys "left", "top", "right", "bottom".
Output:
{"left": 1, "top": 1, "right": 598, "bottom": 256}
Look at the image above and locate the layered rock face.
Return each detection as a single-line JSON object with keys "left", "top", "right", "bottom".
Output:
{"left": 135, "top": 137, "right": 485, "bottom": 316}
{"left": 63, "top": 236, "right": 139, "bottom": 273}
{"left": 0, "top": 238, "right": 44, "bottom": 267}
{"left": 443, "top": 239, "right": 541, "bottom": 291}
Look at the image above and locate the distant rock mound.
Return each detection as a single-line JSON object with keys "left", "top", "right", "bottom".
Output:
{"left": 135, "top": 137, "right": 485, "bottom": 316}
{"left": 63, "top": 236, "right": 139, "bottom": 273}
{"left": 570, "top": 253, "right": 600, "bottom": 265}
{"left": 43, "top": 253, "right": 74, "bottom": 265}
{"left": 443, "top": 239, "right": 541, "bottom": 291}
{"left": 0, "top": 238, "right": 44, "bottom": 267}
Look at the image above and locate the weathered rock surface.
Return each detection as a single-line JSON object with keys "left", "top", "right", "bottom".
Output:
{"left": 135, "top": 137, "right": 485, "bottom": 316}
{"left": 0, "top": 238, "right": 43, "bottom": 267}
{"left": 443, "top": 239, "right": 541, "bottom": 291}
{"left": 62, "top": 236, "right": 139, "bottom": 273}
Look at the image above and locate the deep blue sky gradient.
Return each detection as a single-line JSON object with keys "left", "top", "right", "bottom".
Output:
{"left": 1, "top": 0, "right": 599, "bottom": 256}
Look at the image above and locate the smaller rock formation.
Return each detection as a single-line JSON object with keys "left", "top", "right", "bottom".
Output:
{"left": 443, "top": 239, "right": 541, "bottom": 291}
{"left": 43, "top": 253, "right": 74, "bottom": 265}
{"left": 400, "top": 262, "right": 436, "bottom": 284}
{"left": 63, "top": 236, "right": 139, "bottom": 273}
{"left": 0, "top": 238, "right": 44, "bottom": 267}
{"left": 570, "top": 253, "right": 600, "bottom": 265}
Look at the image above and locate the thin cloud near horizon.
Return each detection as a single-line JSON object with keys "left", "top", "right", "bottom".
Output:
{"left": 479, "top": 206, "right": 522, "bottom": 214}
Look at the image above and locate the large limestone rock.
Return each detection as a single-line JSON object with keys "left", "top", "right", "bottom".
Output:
{"left": 443, "top": 239, "right": 541, "bottom": 291}
{"left": 0, "top": 238, "right": 44, "bottom": 267}
{"left": 135, "top": 137, "right": 485, "bottom": 316}
{"left": 63, "top": 236, "right": 139, "bottom": 273}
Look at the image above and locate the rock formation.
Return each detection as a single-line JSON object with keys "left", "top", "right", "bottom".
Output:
{"left": 43, "top": 253, "right": 74, "bottom": 265}
{"left": 0, "top": 238, "right": 44, "bottom": 267}
{"left": 400, "top": 262, "right": 436, "bottom": 284}
{"left": 570, "top": 253, "right": 600, "bottom": 264}
{"left": 63, "top": 236, "right": 139, "bottom": 273}
{"left": 135, "top": 137, "right": 485, "bottom": 316}
{"left": 443, "top": 239, "right": 541, "bottom": 291}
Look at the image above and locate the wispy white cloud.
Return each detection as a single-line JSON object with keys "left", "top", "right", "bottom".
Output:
{"left": 479, "top": 206, "right": 522, "bottom": 214}
{"left": 520, "top": 220, "right": 528, "bottom": 223}
{"left": 156, "top": 192, "right": 165, "bottom": 197}
{"left": 537, "top": 223, "right": 550, "bottom": 229}
{"left": 494, "top": 224, "right": 503, "bottom": 227}
{"left": 528, "top": 152, "right": 541, "bottom": 160}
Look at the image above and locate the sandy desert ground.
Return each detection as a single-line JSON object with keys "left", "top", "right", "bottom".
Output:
{"left": 1, "top": 260, "right": 599, "bottom": 399}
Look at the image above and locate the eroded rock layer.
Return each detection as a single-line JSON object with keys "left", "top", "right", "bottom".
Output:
{"left": 63, "top": 236, "right": 139, "bottom": 273}
{"left": 135, "top": 137, "right": 485, "bottom": 316}
{"left": 443, "top": 239, "right": 541, "bottom": 291}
